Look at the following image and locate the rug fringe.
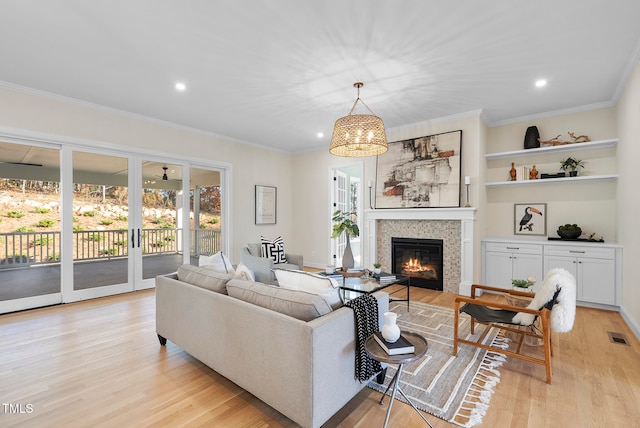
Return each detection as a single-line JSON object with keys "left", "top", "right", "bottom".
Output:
{"left": 449, "top": 328, "right": 507, "bottom": 427}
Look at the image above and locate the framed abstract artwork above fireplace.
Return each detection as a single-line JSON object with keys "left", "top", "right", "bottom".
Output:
{"left": 375, "top": 130, "right": 462, "bottom": 209}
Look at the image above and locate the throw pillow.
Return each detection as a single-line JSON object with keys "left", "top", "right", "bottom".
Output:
{"left": 199, "top": 251, "right": 235, "bottom": 274}
{"left": 234, "top": 263, "right": 255, "bottom": 282}
{"left": 226, "top": 279, "right": 333, "bottom": 321}
{"left": 273, "top": 268, "right": 343, "bottom": 310}
{"left": 177, "top": 264, "right": 233, "bottom": 294}
{"left": 260, "top": 236, "right": 288, "bottom": 264}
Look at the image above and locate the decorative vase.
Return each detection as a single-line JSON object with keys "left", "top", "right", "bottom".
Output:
{"left": 381, "top": 312, "right": 401, "bottom": 343}
{"left": 374, "top": 267, "right": 381, "bottom": 275}
{"left": 524, "top": 126, "right": 540, "bottom": 149}
{"left": 341, "top": 232, "right": 354, "bottom": 270}
{"left": 510, "top": 162, "right": 517, "bottom": 181}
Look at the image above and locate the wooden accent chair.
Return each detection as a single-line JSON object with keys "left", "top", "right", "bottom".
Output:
{"left": 453, "top": 268, "right": 576, "bottom": 384}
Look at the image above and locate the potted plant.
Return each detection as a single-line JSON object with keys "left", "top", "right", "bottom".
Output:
{"left": 373, "top": 262, "right": 382, "bottom": 275}
{"left": 560, "top": 157, "right": 585, "bottom": 177}
{"left": 331, "top": 209, "right": 359, "bottom": 270}
{"left": 557, "top": 223, "right": 582, "bottom": 239}
{"left": 512, "top": 277, "right": 536, "bottom": 291}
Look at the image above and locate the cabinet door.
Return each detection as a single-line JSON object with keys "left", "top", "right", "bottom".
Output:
{"left": 484, "top": 251, "right": 514, "bottom": 289}
{"left": 512, "top": 253, "right": 544, "bottom": 287}
{"left": 544, "top": 255, "right": 577, "bottom": 278}
{"left": 579, "top": 257, "right": 615, "bottom": 305}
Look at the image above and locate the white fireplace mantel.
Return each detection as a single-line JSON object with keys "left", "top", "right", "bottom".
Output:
{"left": 364, "top": 208, "right": 476, "bottom": 296}
{"left": 365, "top": 207, "right": 476, "bottom": 221}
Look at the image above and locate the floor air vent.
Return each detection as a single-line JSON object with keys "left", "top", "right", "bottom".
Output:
{"left": 607, "top": 331, "right": 630, "bottom": 345}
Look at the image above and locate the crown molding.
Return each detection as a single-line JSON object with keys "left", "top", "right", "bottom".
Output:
{"left": 486, "top": 101, "right": 616, "bottom": 128}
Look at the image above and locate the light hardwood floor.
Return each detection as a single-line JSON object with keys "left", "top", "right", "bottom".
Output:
{"left": 1, "top": 286, "right": 639, "bottom": 427}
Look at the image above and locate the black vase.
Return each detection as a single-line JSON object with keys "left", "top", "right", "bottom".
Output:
{"left": 524, "top": 126, "right": 540, "bottom": 149}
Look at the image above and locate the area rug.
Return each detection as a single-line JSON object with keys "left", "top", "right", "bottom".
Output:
{"left": 367, "top": 301, "right": 508, "bottom": 427}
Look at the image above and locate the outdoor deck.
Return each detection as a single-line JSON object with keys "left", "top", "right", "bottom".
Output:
{"left": 0, "top": 254, "right": 187, "bottom": 301}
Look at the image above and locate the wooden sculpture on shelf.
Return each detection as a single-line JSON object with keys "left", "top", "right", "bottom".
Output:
{"left": 568, "top": 132, "right": 591, "bottom": 143}
{"left": 538, "top": 131, "right": 591, "bottom": 146}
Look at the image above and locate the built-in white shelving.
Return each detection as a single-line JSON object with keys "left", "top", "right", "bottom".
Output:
{"left": 485, "top": 174, "right": 618, "bottom": 187}
{"left": 485, "top": 138, "right": 618, "bottom": 160}
{"left": 485, "top": 138, "right": 618, "bottom": 187}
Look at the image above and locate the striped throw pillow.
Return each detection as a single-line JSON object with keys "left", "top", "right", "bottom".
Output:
{"left": 261, "top": 235, "right": 288, "bottom": 264}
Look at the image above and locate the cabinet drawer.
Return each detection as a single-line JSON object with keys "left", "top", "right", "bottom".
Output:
{"left": 544, "top": 245, "right": 615, "bottom": 259}
{"left": 485, "top": 242, "right": 542, "bottom": 255}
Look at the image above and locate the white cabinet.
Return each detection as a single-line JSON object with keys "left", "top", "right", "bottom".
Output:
{"left": 482, "top": 238, "right": 622, "bottom": 309}
{"left": 544, "top": 245, "right": 618, "bottom": 306}
{"left": 482, "top": 241, "right": 543, "bottom": 290}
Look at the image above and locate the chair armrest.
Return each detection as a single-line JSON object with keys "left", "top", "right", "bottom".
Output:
{"left": 240, "top": 248, "right": 274, "bottom": 284}
{"left": 285, "top": 253, "right": 303, "bottom": 268}
{"left": 454, "top": 295, "right": 544, "bottom": 315}
{"left": 470, "top": 283, "right": 535, "bottom": 298}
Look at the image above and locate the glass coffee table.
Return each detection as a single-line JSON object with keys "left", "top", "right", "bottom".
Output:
{"left": 338, "top": 274, "right": 410, "bottom": 310}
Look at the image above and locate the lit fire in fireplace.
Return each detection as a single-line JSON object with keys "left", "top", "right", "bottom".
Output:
{"left": 401, "top": 258, "right": 438, "bottom": 279}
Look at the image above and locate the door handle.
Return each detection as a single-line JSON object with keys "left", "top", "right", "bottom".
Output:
{"left": 131, "top": 229, "right": 135, "bottom": 248}
{"left": 137, "top": 228, "right": 141, "bottom": 248}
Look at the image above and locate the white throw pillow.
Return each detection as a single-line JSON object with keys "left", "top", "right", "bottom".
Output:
{"left": 273, "top": 269, "right": 342, "bottom": 309}
{"left": 199, "top": 251, "right": 235, "bottom": 274}
{"left": 234, "top": 263, "right": 255, "bottom": 282}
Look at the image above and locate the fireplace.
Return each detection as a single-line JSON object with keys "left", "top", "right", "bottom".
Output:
{"left": 391, "top": 237, "right": 444, "bottom": 290}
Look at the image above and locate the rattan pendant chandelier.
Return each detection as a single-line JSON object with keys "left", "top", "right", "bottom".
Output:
{"left": 329, "top": 82, "right": 388, "bottom": 157}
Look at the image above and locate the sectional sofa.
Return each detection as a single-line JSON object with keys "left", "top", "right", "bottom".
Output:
{"left": 155, "top": 264, "right": 389, "bottom": 428}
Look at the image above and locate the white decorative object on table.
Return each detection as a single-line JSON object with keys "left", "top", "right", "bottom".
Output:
{"left": 381, "top": 311, "right": 401, "bottom": 343}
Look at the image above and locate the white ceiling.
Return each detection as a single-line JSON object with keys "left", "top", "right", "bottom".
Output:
{"left": 1, "top": 0, "right": 639, "bottom": 154}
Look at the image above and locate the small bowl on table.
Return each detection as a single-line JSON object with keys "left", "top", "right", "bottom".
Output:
{"left": 557, "top": 229, "right": 581, "bottom": 239}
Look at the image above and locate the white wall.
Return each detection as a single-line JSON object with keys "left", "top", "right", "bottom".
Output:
{"left": 0, "top": 86, "right": 295, "bottom": 263}
{"left": 616, "top": 61, "right": 640, "bottom": 337}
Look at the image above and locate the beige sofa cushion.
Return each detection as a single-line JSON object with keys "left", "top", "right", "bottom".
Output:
{"left": 226, "top": 279, "right": 333, "bottom": 321}
{"left": 177, "top": 264, "right": 233, "bottom": 294}
{"left": 273, "top": 268, "right": 343, "bottom": 310}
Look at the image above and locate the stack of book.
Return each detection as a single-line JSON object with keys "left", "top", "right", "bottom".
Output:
{"left": 374, "top": 271, "right": 396, "bottom": 282}
{"left": 315, "top": 271, "right": 342, "bottom": 279}
{"left": 373, "top": 331, "right": 415, "bottom": 355}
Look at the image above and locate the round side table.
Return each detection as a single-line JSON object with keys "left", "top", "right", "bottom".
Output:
{"left": 365, "top": 332, "right": 433, "bottom": 428}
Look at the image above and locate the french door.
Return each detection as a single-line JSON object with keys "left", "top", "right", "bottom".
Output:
{"left": 67, "top": 152, "right": 188, "bottom": 299}
{"left": 0, "top": 133, "right": 227, "bottom": 313}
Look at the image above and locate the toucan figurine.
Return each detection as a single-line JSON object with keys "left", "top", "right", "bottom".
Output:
{"left": 519, "top": 207, "right": 542, "bottom": 231}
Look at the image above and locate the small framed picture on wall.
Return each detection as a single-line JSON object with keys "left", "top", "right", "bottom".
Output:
{"left": 514, "top": 203, "right": 547, "bottom": 236}
{"left": 255, "top": 185, "right": 277, "bottom": 224}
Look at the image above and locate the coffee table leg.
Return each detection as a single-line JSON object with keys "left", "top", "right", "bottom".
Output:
{"left": 406, "top": 279, "right": 410, "bottom": 311}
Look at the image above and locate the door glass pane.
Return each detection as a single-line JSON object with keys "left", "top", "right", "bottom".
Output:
{"left": 0, "top": 142, "right": 61, "bottom": 302}
{"left": 73, "top": 152, "right": 129, "bottom": 290}
{"left": 141, "top": 162, "right": 183, "bottom": 279}
{"left": 189, "top": 167, "right": 221, "bottom": 265}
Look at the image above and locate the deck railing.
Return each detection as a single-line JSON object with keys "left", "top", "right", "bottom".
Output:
{"left": 0, "top": 229, "right": 221, "bottom": 267}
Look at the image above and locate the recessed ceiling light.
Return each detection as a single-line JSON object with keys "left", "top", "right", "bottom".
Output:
{"left": 175, "top": 82, "right": 187, "bottom": 91}
{"left": 317, "top": 132, "right": 324, "bottom": 138}
{"left": 535, "top": 79, "right": 547, "bottom": 88}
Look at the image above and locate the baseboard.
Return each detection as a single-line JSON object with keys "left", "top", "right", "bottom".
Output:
{"left": 620, "top": 305, "right": 640, "bottom": 342}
